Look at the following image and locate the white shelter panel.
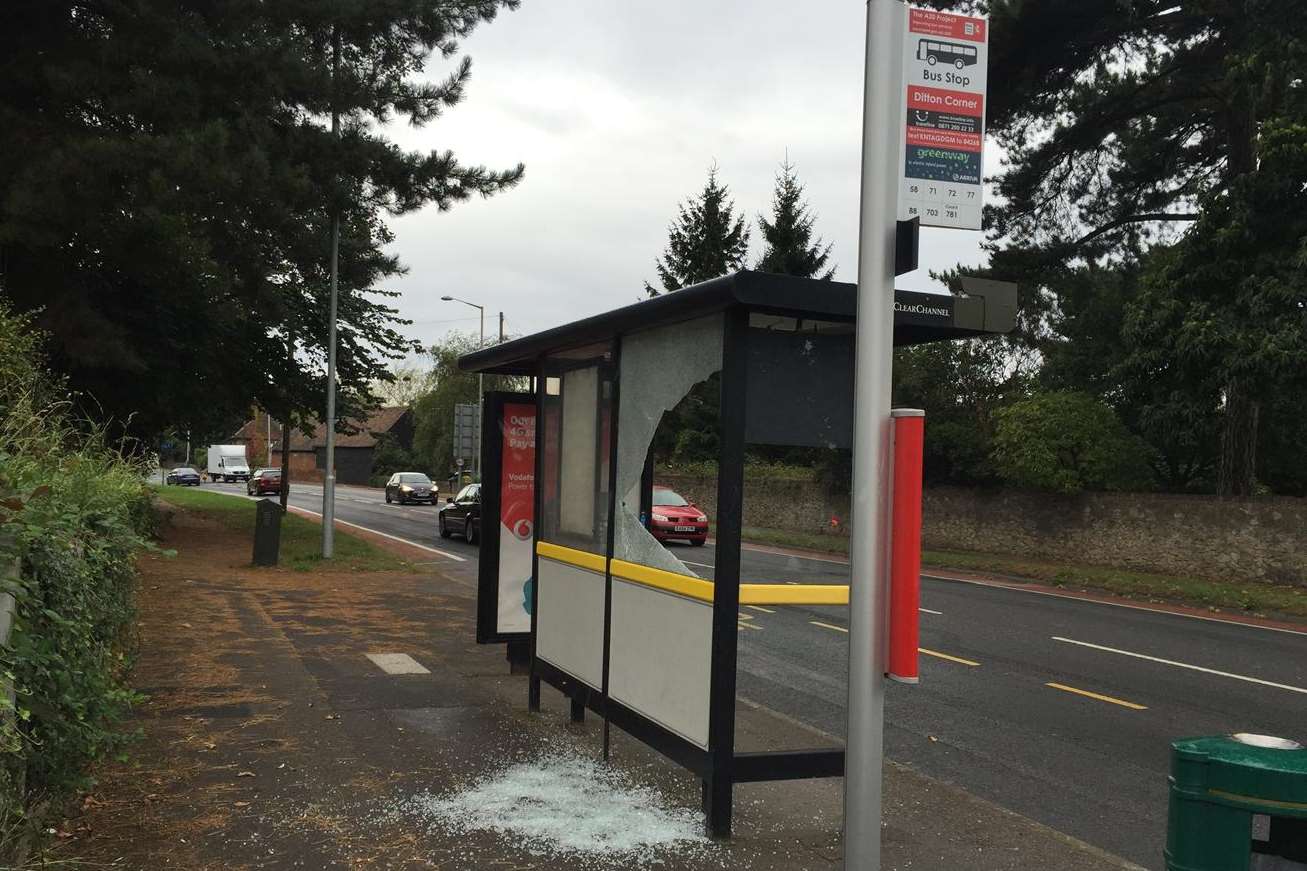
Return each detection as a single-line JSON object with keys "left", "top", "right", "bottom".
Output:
{"left": 536, "top": 556, "right": 605, "bottom": 688}
{"left": 608, "top": 579, "right": 712, "bottom": 748}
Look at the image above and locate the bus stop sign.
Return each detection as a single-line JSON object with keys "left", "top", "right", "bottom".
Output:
{"left": 897, "top": 7, "right": 988, "bottom": 230}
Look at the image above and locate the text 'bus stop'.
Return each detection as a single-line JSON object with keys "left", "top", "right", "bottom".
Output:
{"left": 460, "top": 269, "right": 1015, "bottom": 837}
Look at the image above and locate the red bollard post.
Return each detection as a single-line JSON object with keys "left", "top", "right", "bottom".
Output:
{"left": 888, "top": 408, "right": 925, "bottom": 684}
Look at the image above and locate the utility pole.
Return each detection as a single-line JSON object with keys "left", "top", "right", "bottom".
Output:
{"left": 266, "top": 412, "right": 272, "bottom": 466}
{"left": 322, "top": 25, "right": 341, "bottom": 559}
{"left": 845, "top": 1, "right": 904, "bottom": 869}
{"left": 499, "top": 311, "right": 504, "bottom": 342}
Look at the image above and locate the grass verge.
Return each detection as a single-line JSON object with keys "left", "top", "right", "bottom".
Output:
{"left": 742, "top": 526, "right": 849, "bottom": 555}
{"left": 151, "top": 486, "right": 413, "bottom": 573}
{"left": 739, "top": 525, "right": 1307, "bottom": 622}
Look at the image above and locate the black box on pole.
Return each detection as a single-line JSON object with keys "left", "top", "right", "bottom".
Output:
{"left": 895, "top": 217, "right": 920, "bottom": 276}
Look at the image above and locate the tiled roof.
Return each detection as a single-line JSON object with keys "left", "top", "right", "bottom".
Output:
{"left": 233, "top": 407, "right": 409, "bottom": 451}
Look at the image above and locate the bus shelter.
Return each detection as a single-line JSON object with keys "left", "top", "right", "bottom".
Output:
{"left": 459, "top": 269, "right": 1015, "bottom": 837}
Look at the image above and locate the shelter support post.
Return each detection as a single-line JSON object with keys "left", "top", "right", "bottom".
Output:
{"left": 704, "top": 307, "right": 749, "bottom": 839}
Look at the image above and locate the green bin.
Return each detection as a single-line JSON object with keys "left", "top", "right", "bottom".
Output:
{"left": 1167, "top": 733, "right": 1307, "bottom": 870}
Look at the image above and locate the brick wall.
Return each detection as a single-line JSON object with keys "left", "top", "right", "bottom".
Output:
{"left": 658, "top": 474, "right": 1307, "bottom": 586}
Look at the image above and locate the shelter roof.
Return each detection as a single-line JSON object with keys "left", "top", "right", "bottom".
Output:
{"left": 459, "top": 270, "right": 1015, "bottom": 375}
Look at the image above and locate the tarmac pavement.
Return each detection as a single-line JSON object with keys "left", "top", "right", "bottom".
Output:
{"left": 202, "top": 479, "right": 1307, "bottom": 869}
{"left": 66, "top": 495, "right": 1147, "bottom": 869}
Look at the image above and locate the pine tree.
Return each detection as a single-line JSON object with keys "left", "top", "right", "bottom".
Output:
{"left": 980, "top": 0, "right": 1307, "bottom": 496}
{"left": 644, "top": 165, "right": 750, "bottom": 296}
{"left": 0, "top": 1, "right": 524, "bottom": 442}
{"left": 755, "top": 158, "right": 834, "bottom": 279}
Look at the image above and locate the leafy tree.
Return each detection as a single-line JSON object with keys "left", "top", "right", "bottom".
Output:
{"left": 756, "top": 158, "right": 834, "bottom": 279}
{"left": 973, "top": 0, "right": 1307, "bottom": 496}
{"left": 0, "top": 1, "right": 524, "bottom": 446}
{"left": 410, "top": 332, "right": 524, "bottom": 480}
{"left": 990, "top": 391, "right": 1154, "bottom": 494}
{"left": 373, "top": 364, "right": 437, "bottom": 408}
{"left": 1038, "top": 257, "right": 1219, "bottom": 491}
{"left": 644, "top": 165, "right": 750, "bottom": 295}
{"left": 411, "top": 333, "right": 482, "bottom": 480}
{"left": 893, "top": 337, "right": 1029, "bottom": 485}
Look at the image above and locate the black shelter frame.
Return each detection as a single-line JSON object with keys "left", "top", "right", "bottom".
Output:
{"left": 461, "top": 270, "right": 1015, "bottom": 837}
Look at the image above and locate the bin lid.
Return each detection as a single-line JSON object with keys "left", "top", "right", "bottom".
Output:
{"left": 1173, "top": 734, "right": 1307, "bottom": 811}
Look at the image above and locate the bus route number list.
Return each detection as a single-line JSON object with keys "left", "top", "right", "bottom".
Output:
{"left": 898, "top": 8, "right": 988, "bottom": 231}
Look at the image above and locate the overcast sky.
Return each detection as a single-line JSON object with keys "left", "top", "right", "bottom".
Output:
{"left": 381, "top": 0, "right": 997, "bottom": 352}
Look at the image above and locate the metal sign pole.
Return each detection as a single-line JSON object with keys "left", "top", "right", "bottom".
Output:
{"left": 845, "top": 1, "right": 904, "bottom": 868}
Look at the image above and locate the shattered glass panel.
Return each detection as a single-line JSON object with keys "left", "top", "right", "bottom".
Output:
{"left": 613, "top": 315, "right": 723, "bottom": 578}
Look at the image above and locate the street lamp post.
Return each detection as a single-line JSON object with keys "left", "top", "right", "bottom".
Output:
{"left": 322, "top": 25, "right": 341, "bottom": 559}
{"left": 441, "top": 295, "right": 485, "bottom": 479}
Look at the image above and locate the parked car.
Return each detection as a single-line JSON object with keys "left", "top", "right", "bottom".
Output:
{"left": 385, "top": 472, "right": 437, "bottom": 505}
{"left": 650, "top": 485, "right": 708, "bottom": 546}
{"left": 438, "top": 483, "right": 481, "bottom": 543}
{"left": 247, "top": 468, "right": 282, "bottom": 496}
{"left": 166, "top": 467, "right": 202, "bottom": 486}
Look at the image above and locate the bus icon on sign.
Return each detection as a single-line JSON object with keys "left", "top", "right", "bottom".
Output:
{"left": 917, "top": 39, "right": 978, "bottom": 69}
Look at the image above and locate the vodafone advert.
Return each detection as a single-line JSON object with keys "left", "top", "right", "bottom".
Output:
{"left": 475, "top": 392, "right": 538, "bottom": 645}
{"left": 496, "top": 403, "right": 535, "bottom": 635}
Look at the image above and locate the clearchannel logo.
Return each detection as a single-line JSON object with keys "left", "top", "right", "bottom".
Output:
{"left": 894, "top": 301, "right": 951, "bottom": 318}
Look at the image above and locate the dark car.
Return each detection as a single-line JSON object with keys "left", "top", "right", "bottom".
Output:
{"left": 438, "top": 483, "right": 481, "bottom": 544}
{"left": 166, "top": 467, "right": 201, "bottom": 486}
{"left": 385, "top": 472, "right": 437, "bottom": 505}
{"left": 650, "top": 485, "right": 708, "bottom": 546}
{"left": 247, "top": 468, "right": 282, "bottom": 496}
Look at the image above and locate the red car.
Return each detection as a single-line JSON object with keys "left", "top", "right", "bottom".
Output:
{"left": 247, "top": 468, "right": 282, "bottom": 496}
{"left": 650, "top": 486, "right": 709, "bottom": 546}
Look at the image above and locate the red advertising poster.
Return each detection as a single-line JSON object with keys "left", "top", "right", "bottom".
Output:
{"left": 497, "top": 403, "right": 536, "bottom": 634}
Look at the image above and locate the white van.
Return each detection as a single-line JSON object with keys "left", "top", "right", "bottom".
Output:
{"left": 207, "top": 444, "right": 251, "bottom": 482}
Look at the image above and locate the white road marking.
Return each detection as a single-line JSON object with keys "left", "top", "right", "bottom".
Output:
{"left": 280, "top": 502, "right": 467, "bottom": 562}
{"left": 365, "top": 653, "right": 430, "bottom": 675}
{"left": 682, "top": 560, "right": 715, "bottom": 569}
{"left": 920, "top": 607, "right": 943, "bottom": 615}
{"left": 1053, "top": 636, "right": 1307, "bottom": 695}
{"left": 741, "top": 543, "right": 849, "bottom": 566}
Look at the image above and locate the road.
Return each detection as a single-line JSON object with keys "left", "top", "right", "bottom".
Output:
{"left": 207, "top": 480, "right": 1307, "bottom": 868}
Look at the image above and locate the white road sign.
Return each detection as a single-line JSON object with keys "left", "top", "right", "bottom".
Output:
{"left": 897, "top": 7, "right": 989, "bottom": 230}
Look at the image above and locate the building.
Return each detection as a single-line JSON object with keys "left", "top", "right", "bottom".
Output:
{"left": 232, "top": 406, "right": 415, "bottom": 486}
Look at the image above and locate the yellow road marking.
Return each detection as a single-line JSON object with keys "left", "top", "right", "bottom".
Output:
{"left": 919, "top": 647, "right": 980, "bottom": 667}
{"left": 810, "top": 621, "right": 848, "bottom": 633}
{"left": 747, "top": 605, "right": 776, "bottom": 614}
{"left": 741, "top": 583, "right": 849, "bottom": 605}
{"left": 1045, "top": 682, "right": 1147, "bottom": 710}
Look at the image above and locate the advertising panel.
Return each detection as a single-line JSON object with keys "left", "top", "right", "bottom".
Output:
{"left": 496, "top": 402, "right": 535, "bottom": 635}
{"left": 475, "top": 392, "right": 536, "bottom": 645}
